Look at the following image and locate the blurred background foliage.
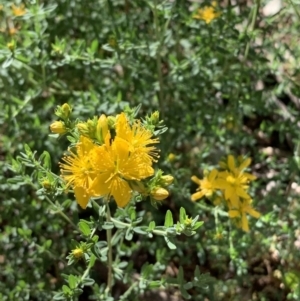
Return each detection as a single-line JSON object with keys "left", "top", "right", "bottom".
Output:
{"left": 1, "top": 0, "right": 300, "bottom": 300}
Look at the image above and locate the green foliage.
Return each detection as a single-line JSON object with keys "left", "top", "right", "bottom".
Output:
{"left": 1, "top": 0, "right": 300, "bottom": 300}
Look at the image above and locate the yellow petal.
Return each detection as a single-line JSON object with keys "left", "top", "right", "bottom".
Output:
{"left": 214, "top": 178, "right": 229, "bottom": 189}
{"left": 228, "top": 210, "right": 240, "bottom": 218}
{"left": 191, "top": 175, "right": 201, "bottom": 185}
{"left": 239, "top": 157, "right": 251, "bottom": 170}
{"left": 228, "top": 194, "right": 240, "bottom": 208}
{"left": 236, "top": 187, "right": 250, "bottom": 199}
{"left": 208, "top": 169, "right": 218, "bottom": 181}
{"left": 243, "top": 172, "right": 256, "bottom": 181}
{"left": 90, "top": 173, "right": 111, "bottom": 196}
{"left": 245, "top": 206, "right": 261, "bottom": 218}
{"left": 111, "top": 177, "right": 132, "bottom": 207}
{"left": 191, "top": 190, "right": 205, "bottom": 201}
{"left": 241, "top": 214, "right": 249, "bottom": 232}
{"left": 74, "top": 186, "right": 91, "bottom": 209}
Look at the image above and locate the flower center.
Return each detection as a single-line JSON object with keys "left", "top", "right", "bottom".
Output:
{"left": 226, "top": 175, "right": 236, "bottom": 184}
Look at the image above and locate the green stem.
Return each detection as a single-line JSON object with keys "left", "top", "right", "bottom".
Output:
{"left": 196, "top": 202, "right": 228, "bottom": 217}
{"left": 110, "top": 217, "right": 168, "bottom": 236}
{"left": 105, "top": 203, "right": 113, "bottom": 294}
{"left": 44, "top": 195, "right": 77, "bottom": 229}
{"left": 152, "top": 0, "right": 164, "bottom": 115}
{"left": 287, "top": 0, "right": 300, "bottom": 20}
{"left": 244, "top": 0, "right": 260, "bottom": 60}
{"left": 119, "top": 282, "right": 138, "bottom": 301}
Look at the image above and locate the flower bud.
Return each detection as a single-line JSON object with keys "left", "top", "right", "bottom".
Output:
{"left": 184, "top": 218, "right": 193, "bottom": 226}
{"left": 77, "top": 122, "right": 89, "bottom": 134}
{"left": 161, "top": 175, "right": 174, "bottom": 186}
{"left": 11, "top": 4, "right": 26, "bottom": 16}
{"left": 42, "top": 180, "right": 52, "bottom": 190}
{"left": 72, "top": 248, "right": 84, "bottom": 259}
{"left": 7, "top": 41, "right": 15, "bottom": 51}
{"left": 150, "top": 111, "right": 160, "bottom": 125}
{"left": 50, "top": 121, "right": 67, "bottom": 134}
{"left": 151, "top": 187, "right": 169, "bottom": 201}
{"left": 107, "top": 116, "right": 116, "bottom": 129}
{"left": 167, "top": 153, "right": 176, "bottom": 162}
{"left": 95, "top": 114, "right": 108, "bottom": 143}
{"left": 61, "top": 103, "right": 72, "bottom": 119}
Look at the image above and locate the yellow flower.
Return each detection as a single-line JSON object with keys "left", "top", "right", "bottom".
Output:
{"left": 219, "top": 155, "right": 256, "bottom": 181}
{"left": 116, "top": 112, "right": 159, "bottom": 163}
{"left": 60, "top": 136, "right": 97, "bottom": 208}
{"left": 216, "top": 155, "right": 256, "bottom": 208}
{"left": 90, "top": 133, "right": 154, "bottom": 207}
{"left": 193, "top": 1, "right": 221, "bottom": 24}
{"left": 191, "top": 169, "right": 219, "bottom": 201}
{"left": 228, "top": 198, "right": 261, "bottom": 232}
{"left": 50, "top": 121, "right": 67, "bottom": 134}
{"left": 12, "top": 4, "right": 26, "bottom": 16}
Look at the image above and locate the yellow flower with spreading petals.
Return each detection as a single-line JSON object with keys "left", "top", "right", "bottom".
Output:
{"left": 228, "top": 198, "right": 261, "bottom": 232}
{"left": 219, "top": 155, "right": 256, "bottom": 181}
{"left": 90, "top": 133, "right": 154, "bottom": 207}
{"left": 191, "top": 169, "right": 219, "bottom": 201}
{"left": 12, "top": 4, "right": 26, "bottom": 16}
{"left": 193, "top": 1, "right": 221, "bottom": 24}
{"left": 217, "top": 155, "right": 256, "bottom": 208}
{"left": 116, "top": 112, "right": 159, "bottom": 164}
{"left": 60, "top": 136, "right": 97, "bottom": 208}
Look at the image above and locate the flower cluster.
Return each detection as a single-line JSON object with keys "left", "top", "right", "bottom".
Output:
{"left": 191, "top": 155, "right": 260, "bottom": 231}
{"left": 193, "top": 1, "right": 221, "bottom": 24}
{"left": 50, "top": 104, "right": 173, "bottom": 209}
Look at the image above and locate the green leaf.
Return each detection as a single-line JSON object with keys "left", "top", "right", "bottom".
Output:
{"left": 68, "top": 275, "right": 77, "bottom": 289}
{"left": 129, "top": 207, "right": 136, "bottom": 221}
{"left": 53, "top": 292, "right": 65, "bottom": 300}
{"left": 133, "top": 226, "right": 147, "bottom": 235}
{"left": 164, "top": 210, "right": 173, "bottom": 227}
{"left": 78, "top": 220, "right": 91, "bottom": 236}
{"left": 88, "top": 254, "right": 96, "bottom": 269}
{"left": 62, "top": 285, "right": 71, "bottom": 294}
{"left": 2, "top": 57, "right": 13, "bottom": 68}
{"left": 141, "top": 264, "right": 153, "bottom": 278}
{"left": 40, "top": 151, "right": 51, "bottom": 169}
{"left": 148, "top": 280, "right": 161, "bottom": 288}
{"left": 164, "top": 236, "right": 176, "bottom": 249}
{"left": 81, "top": 277, "right": 95, "bottom": 286}
{"left": 102, "top": 222, "right": 114, "bottom": 230}
{"left": 44, "top": 239, "right": 52, "bottom": 248}
{"left": 24, "top": 144, "right": 32, "bottom": 156}
{"left": 90, "top": 39, "right": 99, "bottom": 53}
{"left": 183, "top": 282, "right": 193, "bottom": 290}
{"left": 125, "top": 227, "right": 133, "bottom": 241}
{"left": 179, "top": 207, "right": 187, "bottom": 224}
{"left": 193, "top": 221, "right": 204, "bottom": 230}
{"left": 148, "top": 221, "right": 156, "bottom": 231}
